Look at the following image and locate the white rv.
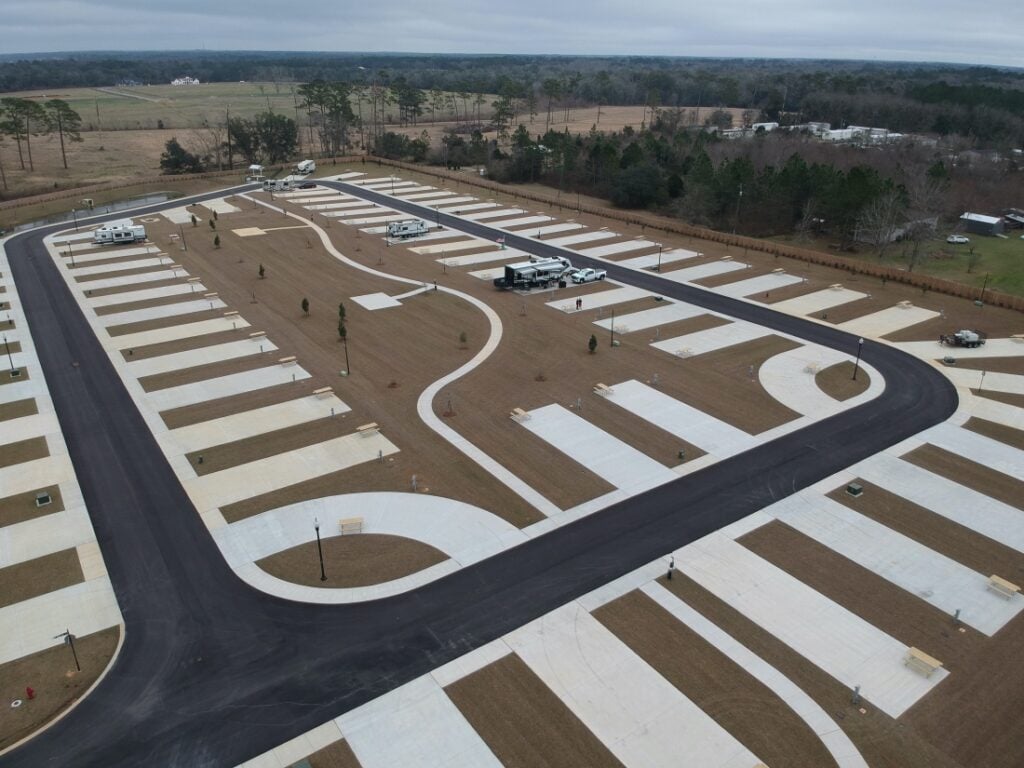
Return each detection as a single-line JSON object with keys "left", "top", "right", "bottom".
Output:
{"left": 262, "top": 179, "right": 292, "bottom": 192}
{"left": 386, "top": 220, "right": 429, "bottom": 239}
{"left": 296, "top": 159, "right": 316, "bottom": 174}
{"left": 92, "top": 220, "right": 147, "bottom": 245}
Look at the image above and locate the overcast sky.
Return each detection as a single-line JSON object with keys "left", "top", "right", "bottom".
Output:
{"left": 1, "top": 0, "right": 1021, "bottom": 68}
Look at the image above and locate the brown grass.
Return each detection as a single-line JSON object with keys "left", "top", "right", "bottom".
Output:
{"left": 971, "top": 389, "right": 1024, "bottom": 410}
{"left": 815, "top": 361, "right": 870, "bottom": 401}
{"left": 0, "top": 436, "right": 50, "bottom": 469}
{"left": 305, "top": 739, "right": 362, "bottom": 768}
{"left": 828, "top": 481, "right": 1024, "bottom": 582}
{"left": 445, "top": 653, "right": 624, "bottom": 768}
{"left": 594, "top": 589, "right": 837, "bottom": 768}
{"left": 138, "top": 351, "right": 279, "bottom": 393}
{"left": 159, "top": 379, "right": 318, "bottom": 430}
{"left": 0, "top": 549, "right": 84, "bottom": 610}
{"left": 0, "top": 627, "right": 120, "bottom": 752}
{"left": 964, "top": 417, "right": 1024, "bottom": 451}
{"left": 255, "top": 534, "right": 446, "bottom": 589}
{"left": 0, "top": 486, "right": 64, "bottom": 528}
{"left": 903, "top": 444, "right": 1024, "bottom": 509}
{"left": 0, "top": 398, "right": 38, "bottom": 423}
{"left": 0, "top": 368, "right": 29, "bottom": 385}
{"left": 105, "top": 308, "right": 224, "bottom": 338}
{"left": 954, "top": 356, "right": 1024, "bottom": 375}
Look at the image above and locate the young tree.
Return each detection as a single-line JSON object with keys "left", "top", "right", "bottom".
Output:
{"left": 301, "top": 297, "right": 310, "bottom": 316}
{"left": 209, "top": 218, "right": 216, "bottom": 230}
{"left": 44, "top": 99, "right": 83, "bottom": 170}
{"left": 213, "top": 234, "right": 221, "bottom": 248}
{"left": 588, "top": 334, "right": 598, "bottom": 354}
{"left": 191, "top": 213, "right": 198, "bottom": 227}
{"left": 258, "top": 263, "right": 265, "bottom": 279}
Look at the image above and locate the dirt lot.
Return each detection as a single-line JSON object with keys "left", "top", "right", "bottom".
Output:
{"left": 816, "top": 361, "right": 870, "bottom": 400}
{"left": 0, "top": 626, "right": 120, "bottom": 752}
{"left": 256, "top": 533, "right": 446, "bottom": 588}
{"left": 445, "top": 652, "right": 622, "bottom": 768}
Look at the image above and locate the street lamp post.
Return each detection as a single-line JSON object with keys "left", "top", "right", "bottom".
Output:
{"left": 609, "top": 308, "right": 615, "bottom": 347}
{"left": 314, "top": 517, "right": 326, "bottom": 581}
{"left": 54, "top": 629, "right": 80, "bottom": 671}
{"left": 656, "top": 243, "right": 664, "bottom": 272}
{"left": 71, "top": 208, "right": 78, "bottom": 231}
{"left": 3, "top": 334, "right": 14, "bottom": 374}
{"left": 852, "top": 337, "right": 864, "bottom": 381}
{"left": 343, "top": 335, "right": 350, "bottom": 374}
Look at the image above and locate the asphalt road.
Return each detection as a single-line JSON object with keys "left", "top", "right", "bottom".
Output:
{"left": 1, "top": 183, "right": 957, "bottom": 767}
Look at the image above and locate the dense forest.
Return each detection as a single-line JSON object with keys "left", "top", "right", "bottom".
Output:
{"left": 2, "top": 51, "right": 1023, "bottom": 146}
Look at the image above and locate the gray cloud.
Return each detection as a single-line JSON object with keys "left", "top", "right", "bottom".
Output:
{"left": 1, "top": 0, "right": 1020, "bottom": 67}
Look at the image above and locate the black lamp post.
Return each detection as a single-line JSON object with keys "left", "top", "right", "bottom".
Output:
{"left": 71, "top": 208, "right": 79, "bottom": 231}
{"left": 852, "top": 337, "right": 864, "bottom": 381}
{"left": 54, "top": 629, "right": 80, "bottom": 671}
{"left": 656, "top": 243, "right": 664, "bottom": 272}
{"left": 314, "top": 517, "right": 326, "bottom": 581}
{"left": 3, "top": 334, "right": 14, "bottom": 373}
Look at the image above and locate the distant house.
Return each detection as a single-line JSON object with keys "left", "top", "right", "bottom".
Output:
{"left": 171, "top": 76, "right": 200, "bottom": 86}
{"left": 960, "top": 212, "right": 1004, "bottom": 237}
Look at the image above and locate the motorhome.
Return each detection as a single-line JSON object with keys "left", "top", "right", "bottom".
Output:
{"left": 494, "top": 257, "right": 574, "bottom": 290}
{"left": 386, "top": 220, "right": 429, "bottom": 239}
{"left": 92, "top": 220, "right": 147, "bottom": 245}
{"left": 262, "top": 179, "right": 292, "bottom": 192}
{"left": 296, "top": 159, "right": 316, "bottom": 174}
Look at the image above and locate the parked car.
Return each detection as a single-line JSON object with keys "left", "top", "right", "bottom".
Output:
{"left": 298, "top": 182, "right": 317, "bottom": 189}
{"left": 946, "top": 234, "right": 970, "bottom": 244}
{"left": 571, "top": 267, "right": 607, "bottom": 284}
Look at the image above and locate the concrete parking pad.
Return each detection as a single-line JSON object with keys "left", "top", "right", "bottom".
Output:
{"left": 100, "top": 297, "right": 226, "bottom": 328}
{"left": 922, "top": 422, "right": 1024, "bottom": 480}
{"left": 303, "top": 200, "right": 379, "bottom": 211}
{"left": 110, "top": 316, "right": 249, "bottom": 351}
{"left": 359, "top": 180, "right": 419, "bottom": 191}
{"left": 163, "top": 393, "right": 348, "bottom": 454}
{"left": 544, "top": 230, "right": 618, "bottom": 247}
{"left": 0, "top": 455, "right": 75, "bottom": 498}
{"left": 417, "top": 196, "right": 477, "bottom": 208}
{"left": 72, "top": 269, "right": 186, "bottom": 291}
{"left": 161, "top": 207, "right": 197, "bottom": 225}
{"left": 127, "top": 338, "right": 278, "bottom": 378}
{"left": 766, "top": 492, "right": 1024, "bottom": 636}
{"left": 87, "top": 282, "right": 206, "bottom": 308}
{"left": 520, "top": 404, "right": 677, "bottom": 493}
{"left": 0, "top": 412, "right": 59, "bottom": 446}
{"left": 322, "top": 207, "right": 387, "bottom": 218}
{"left": 71, "top": 257, "right": 168, "bottom": 277}
{"left": 59, "top": 246, "right": 159, "bottom": 263}
{"left": 676, "top": 530, "right": 948, "bottom": 718}
{"left": 945, "top": 368, "right": 1024, "bottom": 395}
{"left": 488, "top": 215, "right": 554, "bottom": 230}
{"left": 50, "top": 231, "right": 97, "bottom": 244}
{"left": 0, "top": 507, "right": 98, "bottom": 567}
{"left": 713, "top": 273, "right": 804, "bottom": 299}
{"left": 183, "top": 430, "right": 398, "bottom": 513}
{"left": 605, "top": 379, "right": 758, "bottom": 457}
{"left": 507, "top": 603, "right": 763, "bottom": 768}
{"left": 200, "top": 198, "right": 241, "bottom": 215}
{"left": 661, "top": 260, "right": 748, "bottom": 283}
{"left": 970, "top": 397, "right": 1024, "bottom": 431}
{"left": 461, "top": 208, "right": 526, "bottom": 221}
{"left": 434, "top": 202, "right": 498, "bottom": 214}
{"left": 577, "top": 239, "right": 659, "bottom": 258}
{"left": 592, "top": 302, "right": 704, "bottom": 332}
{"left": 769, "top": 287, "right": 869, "bottom": 316}
{"left": 516, "top": 223, "right": 583, "bottom": 237}
{"left": 351, "top": 292, "right": 403, "bottom": 310}
{"left": 616, "top": 248, "right": 700, "bottom": 270}
{"left": 855, "top": 453, "right": 1024, "bottom": 551}
{"left": 437, "top": 248, "right": 530, "bottom": 268}
{"left": 838, "top": 305, "right": 941, "bottom": 338}
{"left": 147, "top": 364, "right": 311, "bottom": 411}
{"left": 398, "top": 191, "right": 460, "bottom": 202}
{"left": 545, "top": 284, "right": 649, "bottom": 313}
{"left": 343, "top": 214, "right": 412, "bottom": 226}
{"left": 337, "top": 675, "right": 502, "bottom": 768}
{"left": 652, "top": 321, "right": 772, "bottom": 357}
{"left": 409, "top": 239, "right": 488, "bottom": 255}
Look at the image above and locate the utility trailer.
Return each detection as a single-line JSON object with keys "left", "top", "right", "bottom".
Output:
{"left": 493, "top": 256, "right": 574, "bottom": 290}
{"left": 940, "top": 329, "right": 987, "bottom": 348}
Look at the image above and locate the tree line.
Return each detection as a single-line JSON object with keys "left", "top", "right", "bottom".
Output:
{"left": 0, "top": 97, "right": 83, "bottom": 189}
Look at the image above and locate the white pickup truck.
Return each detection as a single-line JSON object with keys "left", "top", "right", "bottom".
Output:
{"left": 571, "top": 267, "right": 607, "bottom": 284}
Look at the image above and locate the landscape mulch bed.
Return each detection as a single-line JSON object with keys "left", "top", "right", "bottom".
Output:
{"left": 0, "top": 548, "right": 84, "bottom": 609}
{"left": 159, "top": 379, "right": 325, "bottom": 430}
{"left": 445, "top": 652, "right": 623, "bottom": 768}
{"left": 0, "top": 397, "right": 38, "bottom": 423}
{"left": 815, "top": 361, "right": 871, "bottom": 401}
{"left": 256, "top": 533, "right": 446, "bottom": 589}
{"left": 118, "top": 327, "right": 251, "bottom": 362}
{"left": 595, "top": 589, "right": 836, "bottom": 768}
{"left": 0, "top": 486, "right": 64, "bottom": 529}
{"left": 954, "top": 356, "right": 1024, "bottom": 375}
{"left": 963, "top": 416, "right": 1024, "bottom": 451}
{"left": 0, "top": 627, "right": 120, "bottom": 752}
{"left": 0, "top": 368, "right": 29, "bottom": 385}
{"left": 105, "top": 308, "right": 224, "bottom": 337}
{"left": 970, "top": 388, "right": 1024, "bottom": 410}
{"left": 0, "top": 436, "right": 49, "bottom": 469}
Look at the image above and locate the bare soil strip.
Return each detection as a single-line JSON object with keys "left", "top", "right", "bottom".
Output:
{"left": 118, "top": 328, "right": 251, "bottom": 362}
{"left": 0, "top": 549, "right": 84, "bottom": 609}
{"left": 0, "top": 436, "right": 50, "bottom": 469}
{"left": 903, "top": 444, "right": 1024, "bottom": 510}
{"left": 159, "top": 379, "right": 324, "bottom": 430}
{"left": 106, "top": 308, "right": 224, "bottom": 337}
{"left": 138, "top": 352, "right": 284, "bottom": 393}
{"left": 594, "top": 589, "right": 836, "bottom": 768}
{"left": 954, "top": 357, "right": 1024, "bottom": 376}
{"left": 963, "top": 417, "right": 1024, "bottom": 451}
{"left": 445, "top": 652, "right": 624, "bottom": 768}
{"left": 828, "top": 481, "right": 1024, "bottom": 582}
{"left": 0, "top": 627, "right": 121, "bottom": 752}
{"left": 0, "top": 398, "right": 38, "bottom": 423}
{"left": 0, "top": 486, "right": 64, "bottom": 529}
{"left": 970, "top": 389, "right": 1024, "bottom": 410}
{"left": 255, "top": 534, "right": 446, "bottom": 589}
{"left": 305, "top": 740, "right": 362, "bottom": 768}
{"left": 0, "top": 368, "right": 29, "bottom": 385}
{"left": 815, "top": 360, "right": 870, "bottom": 401}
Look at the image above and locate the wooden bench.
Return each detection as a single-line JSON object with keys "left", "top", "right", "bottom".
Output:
{"left": 249, "top": 331, "right": 266, "bottom": 339}
{"left": 313, "top": 386, "right": 333, "bottom": 398}
{"left": 204, "top": 292, "right": 219, "bottom": 299}
{"left": 593, "top": 382, "right": 614, "bottom": 396}
{"left": 278, "top": 355, "right": 297, "bottom": 366}
{"left": 803, "top": 363, "right": 820, "bottom": 375}
{"left": 905, "top": 647, "right": 943, "bottom": 678}
{"left": 771, "top": 267, "right": 785, "bottom": 274}
{"left": 988, "top": 574, "right": 1021, "bottom": 599}
{"left": 356, "top": 422, "right": 379, "bottom": 436}
{"left": 1012, "top": 334, "right": 1024, "bottom": 344}
{"left": 223, "top": 310, "right": 240, "bottom": 318}
{"left": 339, "top": 517, "right": 364, "bottom": 535}
{"left": 829, "top": 283, "right": 844, "bottom": 290}
{"left": 510, "top": 407, "right": 530, "bottom": 421}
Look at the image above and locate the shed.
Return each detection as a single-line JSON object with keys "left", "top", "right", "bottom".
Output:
{"left": 960, "top": 212, "right": 1004, "bottom": 237}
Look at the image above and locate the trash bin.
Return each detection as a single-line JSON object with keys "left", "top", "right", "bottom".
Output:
{"left": 558, "top": 280, "right": 567, "bottom": 288}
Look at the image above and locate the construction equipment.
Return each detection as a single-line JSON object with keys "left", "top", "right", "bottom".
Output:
{"left": 939, "top": 329, "right": 987, "bottom": 348}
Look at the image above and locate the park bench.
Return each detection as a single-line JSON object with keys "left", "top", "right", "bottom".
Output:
{"left": 278, "top": 356, "right": 297, "bottom": 366}
{"left": 223, "top": 310, "right": 240, "bottom": 318}
{"left": 593, "top": 383, "right": 614, "bottom": 396}
{"left": 904, "top": 647, "right": 943, "bottom": 678}
{"left": 204, "top": 292, "right": 219, "bottom": 299}
{"left": 339, "top": 517, "right": 364, "bottom": 535}
{"left": 771, "top": 267, "right": 785, "bottom": 274}
{"left": 249, "top": 331, "right": 266, "bottom": 339}
{"left": 1011, "top": 334, "right": 1024, "bottom": 344}
{"left": 829, "top": 283, "right": 844, "bottom": 290}
{"left": 510, "top": 407, "right": 530, "bottom": 421}
{"left": 356, "top": 422, "right": 379, "bottom": 436}
{"left": 313, "top": 386, "right": 333, "bottom": 398}
{"left": 988, "top": 575, "right": 1020, "bottom": 599}
{"left": 897, "top": 300, "right": 913, "bottom": 309}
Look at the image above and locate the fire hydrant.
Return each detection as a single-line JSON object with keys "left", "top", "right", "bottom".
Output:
{"left": 26, "top": 686, "right": 35, "bottom": 700}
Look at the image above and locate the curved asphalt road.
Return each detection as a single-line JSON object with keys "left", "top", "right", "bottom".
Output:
{"left": 1, "top": 182, "right": 957, "bottom": 767}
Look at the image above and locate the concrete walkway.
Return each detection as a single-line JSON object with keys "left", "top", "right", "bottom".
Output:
{"left": 944, "top": 368, "right": 1024, "bottom": 395}
{"left": 758, "top": 344, "right": 884, "bottom": 419}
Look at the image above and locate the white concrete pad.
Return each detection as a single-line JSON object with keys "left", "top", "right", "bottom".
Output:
{"left": 466, "top": 266, "right": 506, "bottom": 281}
{"left": 0, "top": 507, "right": 95, "bottom": 568}
{"left": 200, "top": 198, "right": 241, "bottom": 215}
{"left": 0, "top": 578, "right": 120, "bottom": 666}
{"left": 128, "top": 338, "right": 278, "bottom": 378}
{"left": 409, "top": 239, "right": 488, "bottom": 256}
{"left": 111, "top": 316, "right": 249, "bottom": 351}
{"left": 88, "top": 283, "right": 206, "bottom": 308}
{"left": 417, "top": 196, "right": 477, "bottom": 208}
{"left": 276, "top": 189, "right": 344, "bottom": 199}
{"left": 520, "top": 404, "right": 677, "bottom": 493}
{"left": 437, "top": 248, "right": 529, "bottom": 268}
{"left": 545, "top": 231, "right": 618, "bottom": 247}
{"left": 490, "top": 215, "right": 555, "bottom": 230}
{"left": 545, "top": 285, "right": 649, "bottom": 313}
{"left": 352, "top": 292, "right": 403, "bottom": 310}
{"left": 303, "top": 200, "right": 377, "bottom": 211}
{"left": 337, "top": 675, "right": 502, "bottom": 768}
{"left": 436, "top": 202, "right": 499, "bottom": 214}
{"left": 507, "top": 603, "right": 762, "bottom": 768}
{"left": 767, "top": 492, "right": 1024, "bottom": 636}
{"left": 661, "top": 261, "right": 748, "bottom": 283}
{"left": 838, "top": 305, "right": 941, "bottom": 338}
{"left": 147, "top": 364, "right": 311, "bottom": 411}
{"left": 360, "top": 180, "right": 419, "bottom": 191}
{"left": 60, "top": 246, "right": 158, "bottom": 263}
{"left": 162, "top": 207, "right": 197, "bottom": 224}
{"left": 100, "top": 298, "right": 225, "bottom": 328}
{"left": 592, "top": 302, "right": 704, "bottom": 333}
{"left": 71, "top": 257, "right": 167, "bottom": 278}
{"left": 896, "top": 338, "right": 1024, "bottom": 360}
{"left": 758, "top": 345, "right": 855, "bottom": 419}
{"left": 164, "top": 394, "right": 348, "bottom": 454}
{"left": 76, "top": 269, "right": 185, "bottom": 291}
{"left": 50, "top": 231, "right": 97, "bottom": 244}
{"left": 323, "top": 207, "right": 387, "bottom": 218}
{"left": 677, "top": 532, "right": 948, "bottom": 718}
{"left": 528, "top": 222, "right": 586, "bottom": 237}
{"left": 945, "top": 368, "right": 1024, "bottom": 395}
{"left": 922, "top": 422, "right": 1024, "bottom": 480}
{"left": 969, "top": 397, "right": 1024, "bottom": 430}
{"left": 713, "top": 272, "right": 804, "bottom": 299}
{"left": 0, "top": 412, "right": 59, "bottom": 446}
{"left": 324, "top": 172, "right": 365, "bottom": 181}
{"left": 606, "top": 379, "right": 758, "bottom": 457}
{"left": 652, "top": 321, "right": 772, "bottom": 358}
{"left": 183, "top": 430, "right": 398, "bottom": 513}
{"left": 577, "top": 239, "right": 658, "bottom": 258}
{"left": 461, "top": 208, "right": 526, "bottom": 221}
{"left": 0, "top": 455, "right": 75, "bottom": 498}
{"left": 855, "top": 453, "right": 1024, "bottom": 552}
{"left": 344, "top": 214, "right": 412, "bottom": 226}
{"left": 398, "top": 191, "right": 459, "bottom": 202}
{"left": 292, "top": 194, "right": 356, "bottom": 205}
{"left": 616, "top": 248, "right": 699, "bottom": 270}
{"left": 770, "top": 287, "right": 869, "bottom": 316}
{"left": 388, "top": 185, "right": 436, "bottom": 195}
